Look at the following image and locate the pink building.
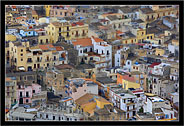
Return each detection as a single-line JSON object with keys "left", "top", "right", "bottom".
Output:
{"left": 17, "top": 82, "right": 41, "bottom": 105}
{"left": 67, "top": 78, "right": 98, "bottom": 101}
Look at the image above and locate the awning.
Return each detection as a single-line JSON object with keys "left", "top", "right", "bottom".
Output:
{"left": 18, "top": 67, "right": 25, "bottom": 70}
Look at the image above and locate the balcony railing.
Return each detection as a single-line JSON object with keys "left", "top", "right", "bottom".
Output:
{"left": 75, "top": 34, "right": 80, "bottom": 37}
{"left": 27, "top": 60, "right": 33, "bottom": 63}
{"left": 36, "top": 59, "right": 42, "bottom": 62}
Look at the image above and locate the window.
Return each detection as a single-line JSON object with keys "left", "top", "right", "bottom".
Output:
{"left": 26, "top": 92, "right": 29, "bottom": 97}
{"left": 60, "top": 12, "right": 62, "bottom": 15}
{"left": 33, "top": 90, "right": 35, "bottom": 93}
{"left": 53, "top": 116, "right": 55, "bottom": 120}
{"left": 21, "top": 58, "right": 23, "bottom": 61}
{"left": 21, "top": 49, "right": 23, "bottom": 52}
{"left": 26, "top": 99, "right": 29, "bottom": 103}
{"left": 21, "top": 54, "right": 23, "bottom": 56}
{"left": 55, "top": 11, "right": 57, "bottom": 15}
{"left": 46, "top": 115, "right": 48, "bottom": 118}
{"left": 46, "top": 39, "right": 48, "bottom": 43}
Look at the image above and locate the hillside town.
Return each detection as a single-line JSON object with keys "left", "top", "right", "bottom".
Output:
{"left": 5, "top": 5, "right": 179, "bottom": 121}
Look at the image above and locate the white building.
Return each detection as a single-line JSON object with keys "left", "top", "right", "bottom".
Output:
{"left": 109, "top": 86, "right": 137, "bottom": 119}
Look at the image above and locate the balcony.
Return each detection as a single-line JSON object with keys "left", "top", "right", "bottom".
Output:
{"left": 27, "top": 60, "right": 33, "bottom": 63}
{"left": 75, "top": 34, "right": 80, "bottom": 37}
{"left": 53, "top": 58, "right": 58, "bottom": 61}
{"left": 36, "top": 59, "right": 42, "bottom": 62}
{"left": 45, "top": 59, "right": 51, "bottom": 62}
{"left": 82, "top": 33, "right": 86, "bottom": 36}
{"left": 59, "top": 57, "right": 65, "bottom": 61}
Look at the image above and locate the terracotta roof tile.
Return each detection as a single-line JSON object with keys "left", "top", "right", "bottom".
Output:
{"left": 92, "top": 36, "right": 104, "bottom": 43}
{"left": 39, "top": 44, "right": 54, "bottom": 50}
{"left": 116, "top": 30, "right": 124, "bottom": 35}
{"left": 148, "top": 62, "right": 161, "bottom": 68}
{"left": 75, "top": 93, "right": 98, "bottom": 105}
{"left": 72, "top": 38, "right": 93, "bottom": 47}
{"left": 55, "top": 46, "right": 63, "bottom": 51}
{"left": 122, "top": 75, "right": 135, "bottom": 82}
{"left": 76, "top": 22, "right": 84, "bottom": 26}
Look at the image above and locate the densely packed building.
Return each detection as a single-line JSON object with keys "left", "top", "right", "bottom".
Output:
{"left": 5, "top": 5, "right": 179, "bottom": 121}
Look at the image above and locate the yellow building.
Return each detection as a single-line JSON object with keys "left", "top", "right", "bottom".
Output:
{"left": 70, "top": 22, "right": 89, "bottom": 40}
{"left": 95, "top": 97, "right": 113, "bottom": 109}
{"left": 9, "top": 41, "right": 67, "bottom": 71}
{"left": 155, "top": 48, "right": 165, "bottom": 56}
{"left": 46, "top": 22, "right": 71, "bottom": 43}
{"left": 45, "top": 5, "right": 51, "bottom": 17}
{"left": 5, "top": 34, "right": 17, "bottom": 42}
{"left": 75, "top": 93, "right": 112, "bottom": 116}
{"left": 139, "top": 6, "right": 179, "bottom": 23}
{"left": 46, "top": 69, "right": 64, "bottom": 95}
{"left": 5, "top": 77, "right": 17, "bottom": 109}
{"left": 121, "top": 75, "right": 140, "bottom": 90}
{"left": 122, "top": 37, "right": 137, "bottom": 44}
{"left": 38, "top": 35, "right": 50, "bottom": 44}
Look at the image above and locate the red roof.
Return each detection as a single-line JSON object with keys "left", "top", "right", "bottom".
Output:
{"left": 91, "top": 36, "right": 104, "bottom": 43}
{"left": 135, "top": 43, "right": 145, "bottom": 46}
{"left": 16, "top": 16, "right": 27, "bottom": 20}
{"left": 5, "top": 109, "right": 9, "bottom": 113}
{"left": 72, "top": 23, "right": 77, "bottom": 26}
{"left": 122, "top": 75, "right": 135, "bottom": 82}
{"left": 72, "top": 38, "right": 92, "bottom": 47}
{"left": 39, "top": 44, "right": 54, "bottom": 50}
{"left": 100, "top": 19, "right": 108, "bottom": 22}
{"left": 12, "top": 5, "right": 16, "bottom": 9}
{"left": 55, "top": 46, "right": 63, "bottom": 51}
{"left": 116, "top": 30, "right": 124, "bottom": 35}
{"left": 132, "top": 90, "right": 144, "bottom": 93}
{"left": 149, "top": 62, "right": 161, "bottom": 68}
{"left": 76, "top": 22, "right": 84, "bottom": 26}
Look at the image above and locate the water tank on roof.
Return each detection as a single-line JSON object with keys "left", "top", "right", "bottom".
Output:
{"left": 135, "top": 62, "right": 139, "bottom": 65}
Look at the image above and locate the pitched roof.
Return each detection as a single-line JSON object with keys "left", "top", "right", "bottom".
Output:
{"left": 76, "top": 21, "right": 84, "bottom": 26}
{"left": 72, "top": 38, "right": 93, "bottom": 47}
{"left": 75, "top": 93, "right": 98, "bottom": 105}
{"left": 122, "top": 75, "right": 135, "bottom": 82}
{"left": 148, "top": 62, "right": 161, "bottom": 68}
{"left": 92, "top": 36, "right": 104, "bottom": 43}
{"left": 140, "top": 8, "right": 154, "bottom": 14}
{"left": 116, "top": 30, "right": 124, "bottom": 35}
{"left": 55, "top": 46, "right": 63, "bottom": 51}
{"left": 39, "top": 44, "right": 54, "bottom": 50}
